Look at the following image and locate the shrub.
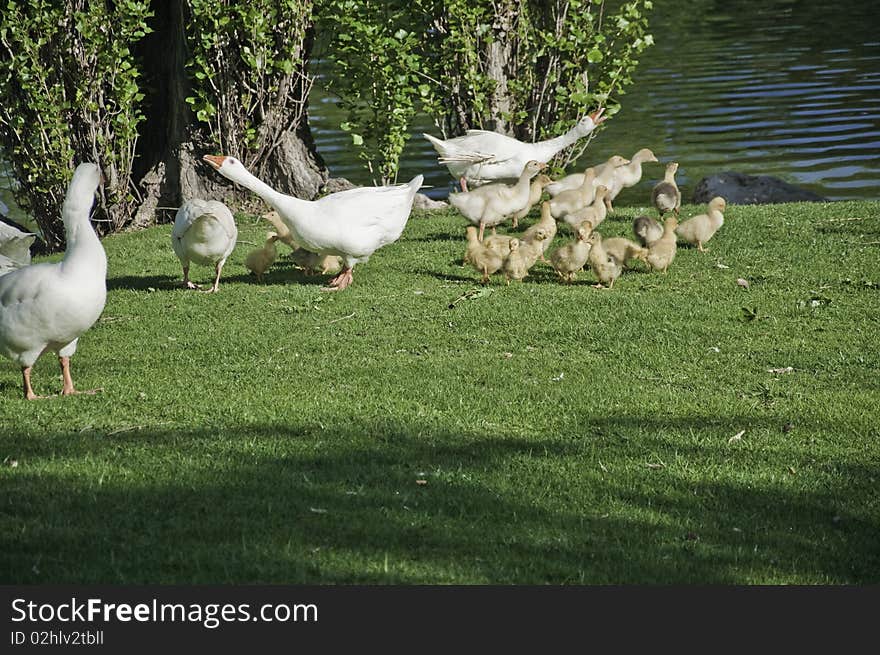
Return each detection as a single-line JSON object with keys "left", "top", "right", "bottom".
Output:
{"left": 0, "top": 0, "right": 152, "bottom": 249}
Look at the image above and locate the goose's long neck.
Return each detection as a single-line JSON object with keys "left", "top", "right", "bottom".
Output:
{"left": 232, "top": 166, "right": 309, "bottom": 216}
{"left": 665, "top": 169, "right": 677, "bottom": 184}
{"left": 580, "top": 174, "right": 595, "bottom": 197}
{"left": 529, "top": 178, "right": 544, "bottom": 202}
{"left": 537, "top": 124, "right": 588, "bottom": 157}
{"left": 62, "top": 189, "right": 106, "bottom": 277}
{"left": 513, "top": 170, "right": 534, "bottom": 197}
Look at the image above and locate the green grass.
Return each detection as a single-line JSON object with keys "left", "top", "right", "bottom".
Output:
{"left": 1, "top": 199, "right": 878, "bottom": 584}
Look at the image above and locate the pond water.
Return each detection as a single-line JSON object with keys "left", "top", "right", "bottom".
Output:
{"left": 313, "top": 0, "right": 880, "bottom": 203}
{"left": 3, "top": 0, "right": 878, "bottom": 228}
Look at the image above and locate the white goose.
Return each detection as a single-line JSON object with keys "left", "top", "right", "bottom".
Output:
{"left": 172, "top": 198, "right": 237, "bottom": 293}
{"left": 0, "top": 163, "right": 106, "bottom": 399}
{"left": 0, "top": 220, "right": 36, "bottom": 276}
{"left": 204, "top": 155, "right": 423, "bottom": 291}
{"left": 424, "top": 109, "right": 606, "bottom": 190}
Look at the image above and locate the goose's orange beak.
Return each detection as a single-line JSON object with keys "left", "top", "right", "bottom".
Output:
{"left": 589, "top": 107, "right": 606, "bottom": 125}
{"left": 203, "top": 155, "right": 225, "bottom": 170}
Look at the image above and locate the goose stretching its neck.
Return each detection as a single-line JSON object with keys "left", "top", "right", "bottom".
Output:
{"left": 204, "top": 155, "right": 423, "bottom": 291}
{"left": 0, "top": 163, "right": 106, "bottom": 399}
{"left": 424, "top": 108, "right": 606, "bottom": 190}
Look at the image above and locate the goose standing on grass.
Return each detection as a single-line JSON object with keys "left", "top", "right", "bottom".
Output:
{"left": 0, "top": 163, "right": 106, "bottom": 400}
{"left": 448, "top": 160, "right": 546, "bottom": 241}
{"left": 204, "top": 155, "right": 422, "bottom": 291}
{"left": 565, "top": 185, "right": 609, "bottom": 229}
{"left": 172, "top": 198, "right": 237, "bottom": 293}
{"left": 0, "top": 220, "right": 37, "bottom": 276}
{"left": 424, "top": 109, "right": 606, "bottom": 190}
{"left": 548, "top": 167, "right": 596, "bottom": 220}
{"left": 676, "top": 196, "right": 727, "bottom": 252}
{"left": 605, "top": 148, "right": 659, "bottom": 212}
{"left": 652, "top": 161, "right": 681, "bottom": 217}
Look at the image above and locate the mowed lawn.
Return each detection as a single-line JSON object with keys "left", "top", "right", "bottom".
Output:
{"left": 1, "top": 198, "right": 878, "bottom": 584}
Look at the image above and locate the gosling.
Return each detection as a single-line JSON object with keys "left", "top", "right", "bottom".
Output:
{"left": 244, "top": 232, "right": 279, "bottom": 282}
{"left": 633, "top": 215, "right": 663, "bottom": 247}
{"left": 523, "top": 201, "right": 557, "bottom": 262}
{"left": 291, "top": 248, "right": 343, "bottom": 276}
{"left": 601, "top": 237, "right": 649, "bottom": 269}
{"left": 502, "top": 238, "right": 530, "bottom": 285}
{"left": 645, "top": 215, "right": 679, "bottom": 274}
{"left": 676, "top": 196, "right": 726, "bottom": 252}
{"left": 549, "top": 223, "right": 593, "bottom": 284}
{"left": 652, "top": 161, "right": 681, "bottom": 217}
{"left": 587, "top": 232, "right": 623, "bottom": 289}
{"left": 465, "top": 226, "right": 503, "bottom": 284}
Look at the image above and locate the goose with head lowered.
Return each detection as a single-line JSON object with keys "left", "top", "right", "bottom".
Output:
{"left": 204, "top": 155, "right": 423, "bottom": 291}
{"left": 424, "top": 109, "right": 606, "bottom": 191}
{"left": 0, "top": 163, "right": 106, "bottom": 399}
{"left": 172, "top": 198, "right": 237, "bottom": 293}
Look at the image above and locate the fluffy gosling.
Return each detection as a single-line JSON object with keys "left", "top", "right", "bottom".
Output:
{"left": 465, "top": 226, "right": 503, "bottom": 284}
{"left": 245, "top": 232, "right": 279, "bottom": 282}
{"left": 645, "top": 215, "right": 679, "bottom": 273}
{"left": 587, "top": 232, "right": 623, "bottom": 289}
{"left": 675, "top": 196, "right": 726, "bottom": 252}
{"left": 549, "top": 222, "right": 593, "bottom": 284}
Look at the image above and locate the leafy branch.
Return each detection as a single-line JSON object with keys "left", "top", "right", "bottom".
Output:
{"left": 0, "top": 0, "right": 152, "bottom": 249}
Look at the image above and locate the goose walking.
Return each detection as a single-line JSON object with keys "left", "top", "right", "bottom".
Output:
{"left": 204, "top": 155, "right": 423, "bottom": 291}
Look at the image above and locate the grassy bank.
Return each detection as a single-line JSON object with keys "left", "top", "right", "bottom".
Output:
{"left": 1, "top": 199, "right": 878, "bottom": 584}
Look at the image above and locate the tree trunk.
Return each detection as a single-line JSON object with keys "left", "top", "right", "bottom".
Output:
{"left": 132, "top": 2, "right": 328, "bottom": 228}
{"left": 484, "top": 2, "right": 517, "bottom": 136}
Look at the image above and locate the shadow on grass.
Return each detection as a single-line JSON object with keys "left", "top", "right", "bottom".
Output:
{"left": 1, "top": 416, "right": 877, "bottom": 585}
{"left": 107, "top": 274, "right": 178, "bottom": 291}
{"left": 221, "top": 268, "right": 328, "bottom": 287}
{"left": 408, "top": 231, "right": 470, "bottom": 243}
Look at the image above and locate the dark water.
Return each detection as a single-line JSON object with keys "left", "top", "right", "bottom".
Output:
{"left": 313, "top": 0, "right": 880, "bottom": 202}
{"left": 3, "top": 0, "right": 878, "bottom": 226}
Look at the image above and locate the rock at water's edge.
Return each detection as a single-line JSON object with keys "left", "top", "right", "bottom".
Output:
{"left": 693, "top": 171, "right": 827, "bottom": 205}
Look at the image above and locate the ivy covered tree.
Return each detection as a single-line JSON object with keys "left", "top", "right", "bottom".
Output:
{"left": 322, "top": 0, "right": 653, "bottom": 179}
{"left": 0, "top": 1, "right": 152, "bottom": 249}
{"left": 0, "top": 0, "right": 327, "bottom": 249}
